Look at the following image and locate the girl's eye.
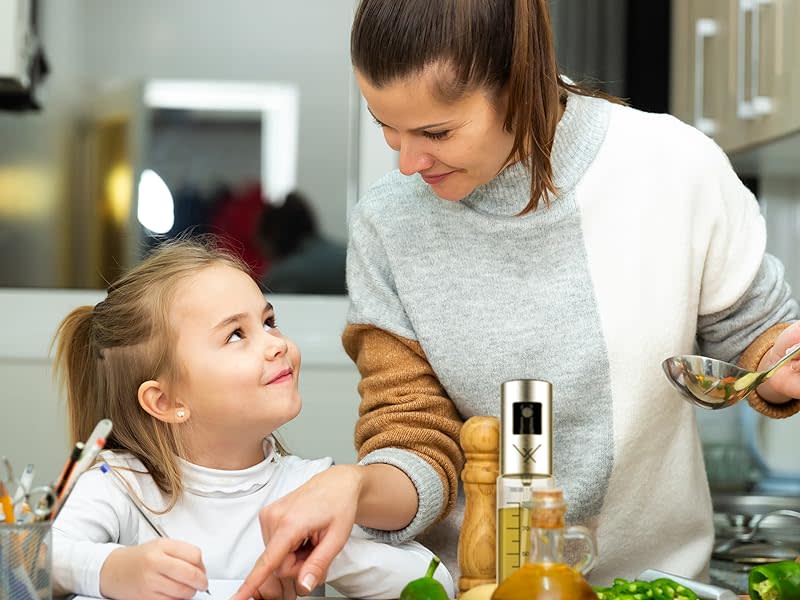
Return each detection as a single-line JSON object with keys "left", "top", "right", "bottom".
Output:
{"left": 227, "top": 329, "right": 243, "bottom": 343}
{"left": 423, "top": 130, "right": 449, "bottom": 141}
{"left": 264, "top": 316, "right": 277, "bottom": 331}
{"left": 372, "top": 116, "right": 386, "bottom": 128}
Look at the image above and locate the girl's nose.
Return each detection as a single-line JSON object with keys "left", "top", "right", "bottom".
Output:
{"left": 398, "top": 139, "right": 435, "bottom": 176}
{"left": 263, "top": 333, "right": 288, "bottom": 360}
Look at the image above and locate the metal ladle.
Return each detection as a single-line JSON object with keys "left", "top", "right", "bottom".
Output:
{"left": 662, "top": 345, "right": 800, "bottom": 409}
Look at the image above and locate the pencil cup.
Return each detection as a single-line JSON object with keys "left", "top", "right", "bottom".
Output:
{"left": 0, "top": 522, "right": 52, "bottom": 600}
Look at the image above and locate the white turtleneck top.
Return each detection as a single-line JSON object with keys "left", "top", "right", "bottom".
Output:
{"left": 52, "top": 439, "right": 455, "bottom": 598}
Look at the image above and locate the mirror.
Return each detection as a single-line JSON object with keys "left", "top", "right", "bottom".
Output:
{"left": 0, "top": 0, "right": 358, "bottom": 293}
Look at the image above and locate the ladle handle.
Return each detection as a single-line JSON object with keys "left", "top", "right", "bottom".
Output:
{"left": 763, "top": 344, "right": 800, "bottom": 380}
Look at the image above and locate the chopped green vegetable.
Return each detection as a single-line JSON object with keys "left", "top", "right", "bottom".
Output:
{"left": 749, "top": 560, "right": 800, "bottom": 600}
{"left": 593, "top": 577, "right": 698, "bottom": 600}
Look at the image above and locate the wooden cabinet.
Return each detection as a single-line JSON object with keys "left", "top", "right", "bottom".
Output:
{"left": 671, "top": 0, "right": 800, "bottom": 153}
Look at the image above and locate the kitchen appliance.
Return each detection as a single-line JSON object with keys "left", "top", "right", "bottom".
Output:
{"left": 710, "top": 493, "right": 800, "bottom": 593}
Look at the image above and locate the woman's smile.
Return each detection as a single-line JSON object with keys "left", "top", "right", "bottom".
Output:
{"left": 421, "top": 170, "right": 456, "bottom": 185}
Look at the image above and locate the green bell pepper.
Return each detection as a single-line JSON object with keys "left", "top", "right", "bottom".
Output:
{"left": 400, "top": 555, "right": 449, "bottom": 600}
{"left": 749, "top": 560, "right": 800, "bottom": 600}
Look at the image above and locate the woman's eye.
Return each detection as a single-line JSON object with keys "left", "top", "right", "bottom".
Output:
{"left": 372, "top": 116, "right": 386, "bottom": 128}
{"left": 227, "top": 329, "right": 243, "bottom": 343}
{"left": 264, "top": 317, "right": 277, "bottom": 331}
{"left": 423, "top": 130, "right": 449, "bottom": 141}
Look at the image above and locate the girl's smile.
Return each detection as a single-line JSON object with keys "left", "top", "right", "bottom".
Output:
{"left": 266, "top": 368, "right": 294, "bottom": 385}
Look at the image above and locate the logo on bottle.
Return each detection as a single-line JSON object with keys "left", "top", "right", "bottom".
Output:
{"left": 513, "top": 443, "right": 541, "bottom": 464}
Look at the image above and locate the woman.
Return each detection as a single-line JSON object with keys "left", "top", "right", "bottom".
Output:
{"left": 234, "top": 1, "right": 800, "bottom": 596}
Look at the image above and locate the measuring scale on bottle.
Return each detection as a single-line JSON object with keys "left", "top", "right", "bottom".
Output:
{"left": 496, "top": 380, "right": 554, "bottom": 583}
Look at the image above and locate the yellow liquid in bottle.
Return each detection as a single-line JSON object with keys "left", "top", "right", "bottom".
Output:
{"left": 496, "top": 506, "right": 531, "bottom": 581}
{"left": 492, "top": 562, "right": 598, "bottom": 600}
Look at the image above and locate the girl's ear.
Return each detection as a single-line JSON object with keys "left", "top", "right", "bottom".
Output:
{"left": 138, "top": 380, "right": 188, "bottom": 424}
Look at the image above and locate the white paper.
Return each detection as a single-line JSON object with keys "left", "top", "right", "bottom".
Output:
{"left": 70, "top": 579, "right": 243, "bottom": 600}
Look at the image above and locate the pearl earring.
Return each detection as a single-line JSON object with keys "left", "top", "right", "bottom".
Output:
{"left": 176, "top": 408, "right": 186, "bottom": 420}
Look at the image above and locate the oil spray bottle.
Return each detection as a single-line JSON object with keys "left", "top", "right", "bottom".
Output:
{"left": 496, "top": 379, "right": 554, "bottom": 583}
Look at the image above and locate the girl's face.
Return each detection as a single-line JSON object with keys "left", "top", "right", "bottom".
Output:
{"left": 356, "top": 68, "right": 515, "bottom": 201}
{"left": 167, "top": 264, "right": 301, "bottom": 468}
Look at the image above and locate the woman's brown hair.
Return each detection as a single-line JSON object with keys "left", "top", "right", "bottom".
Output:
{"left": 351, "top": 0, "right": 620, "bottom": 214}
{"left": 52, "top": 237, "right": 270, "bottom": 509}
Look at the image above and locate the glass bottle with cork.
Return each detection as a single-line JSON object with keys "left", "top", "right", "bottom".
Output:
{"left": 493, "top": 487, "right": 598, "bottom": 600}
{"left": 496, "top": 379, "right": 554, "bottom": 583}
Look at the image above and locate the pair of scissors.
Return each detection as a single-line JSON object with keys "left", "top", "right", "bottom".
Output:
{"left": 25, "top": 485, "right": 57, "bottom": 521}
{"left": 16, "top": 485, "right": 58, "bottom": 522}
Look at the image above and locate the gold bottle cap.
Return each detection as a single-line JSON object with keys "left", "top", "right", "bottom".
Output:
{"left": 530, "top": 487, "right": 566, "bottom": 529}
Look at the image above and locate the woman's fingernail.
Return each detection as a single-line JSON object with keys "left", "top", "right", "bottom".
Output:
{"left": 785, "top": 343, "right": 800, "bottom": 356}
{"left": 301, "top": 574, "right": 317, "bottom": 593}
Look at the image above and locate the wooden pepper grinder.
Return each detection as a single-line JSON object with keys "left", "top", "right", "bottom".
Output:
{"left": 458, "top": 416, "right": 499, "bottom": 595}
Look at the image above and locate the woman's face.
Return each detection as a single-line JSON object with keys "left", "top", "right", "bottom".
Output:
{"left": 356, "top": 68, "right": 515, "bottom": 201}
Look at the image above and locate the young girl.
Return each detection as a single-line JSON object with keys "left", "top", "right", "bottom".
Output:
{"left": 51, "top": 238, "right": 454, "bottom": 600}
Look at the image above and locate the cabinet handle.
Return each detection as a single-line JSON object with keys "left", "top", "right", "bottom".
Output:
{"left": 694, "top": 18, "right": 719, "bottom": 136}
{"left": 737, "top": 0, "right": 774, "bottom": 119}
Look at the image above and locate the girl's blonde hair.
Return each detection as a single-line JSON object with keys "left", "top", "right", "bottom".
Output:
{"left": 53, "top": 237, "right": 257, "bottom": 508}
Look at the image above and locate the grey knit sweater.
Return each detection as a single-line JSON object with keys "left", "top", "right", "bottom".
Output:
{"left": 344, "top": 92, "right": 799, "bottom": 584}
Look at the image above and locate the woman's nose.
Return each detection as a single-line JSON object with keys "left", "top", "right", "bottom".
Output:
{"left": 398, "top": 139, "right": 435, "bottom": 176}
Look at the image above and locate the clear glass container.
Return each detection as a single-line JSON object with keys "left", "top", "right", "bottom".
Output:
{"left": 493, "top": 488, "right": 598, "bottom": 600}
{"left": 497, "top": 474, "right": 553, "bottom": 582}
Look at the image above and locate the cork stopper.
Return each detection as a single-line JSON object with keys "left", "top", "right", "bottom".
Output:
{"left": 530, "top": 487, "right": 565, "bottom": 529}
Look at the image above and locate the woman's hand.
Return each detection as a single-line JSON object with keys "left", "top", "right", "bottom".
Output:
{"left": 99, "top": 538, "right": 208, "bottom": 600}
{"left": 755, "top": 321, "right": 800, "bottom": 403}
{"left": 255, "top": 572, "right": 298, "bottom": 600}
{"left": 233, "top": 465, "right": 363, "bottom": 600}
{"left": 232, "top": 463, "right": 418, "bottom": 600}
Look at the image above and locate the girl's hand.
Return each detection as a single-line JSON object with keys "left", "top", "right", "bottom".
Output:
{"left": 756, "top": 321, "right": 800, "bottom": 403}
{"left": 99, "top": 538, "right": 209, "bottom": 600}
{"left": 232, "top": 465, "right": 364, "bottom": 600}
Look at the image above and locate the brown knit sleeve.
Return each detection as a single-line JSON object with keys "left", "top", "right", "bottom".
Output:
{"left": 342, "top": 323, "right": 464, "bottom": 520}
{"left": 738, "top": 322, "right": 800, "bottom": 418}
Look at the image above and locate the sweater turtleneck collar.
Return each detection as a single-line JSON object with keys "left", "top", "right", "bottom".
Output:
{"left": 459, "top": 91, "right": 611, "bottom": 217}
{"left": 179, "top": 436, "right": 278, "bottom": 498}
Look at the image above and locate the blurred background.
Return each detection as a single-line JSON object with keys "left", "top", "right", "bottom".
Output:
{"left": 1, "top": 2, "right": 799, "bottom": 589}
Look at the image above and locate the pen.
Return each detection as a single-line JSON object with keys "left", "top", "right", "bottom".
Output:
{"left": 53, "top": 442, "right": 84, "bottom": 499}
{"left": 0, "top": 480, "right": 16, "bottom": 524}
{"left": 50, "top": 432, "right": 110, "bottom": 521}
{"left": 63, "top": 418, "right": 113, "bottom": 494}
{"left": 100, "top": 463, "right": 211, "bottom": 596}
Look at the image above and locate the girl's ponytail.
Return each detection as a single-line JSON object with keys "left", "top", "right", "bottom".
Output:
{"left": 53, "top": 305, "right": 101, "bottom": 446}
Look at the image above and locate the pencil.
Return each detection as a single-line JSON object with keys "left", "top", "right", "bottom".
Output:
{"left": 53, "top": 442, "right": 84, "bottom": 499}
{"left": 0, "top": 480, "right": 16, "bottom": 524}
{"left": 100, "top": 463, "right": 211, "bottom": 596}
